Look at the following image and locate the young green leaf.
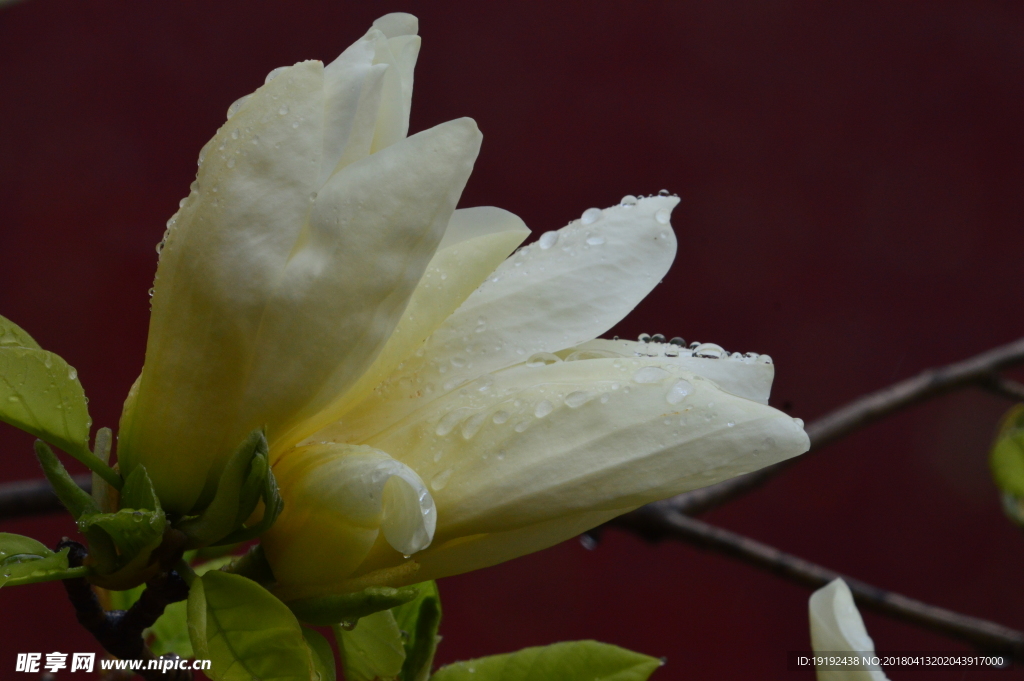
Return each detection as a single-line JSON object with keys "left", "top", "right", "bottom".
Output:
{"left": 188, "top": 570, "right": 315, "bottom": 681}
{"left": 302, "top": 627, "right": 337, "bottom": 681}
{"left": 430, "top": 641, "right": 664, "bottom": 681}
{"left": 0, "top": 533, "right": 89, "bottom": 587}
{"left": 335, "top": 609, "right": 406, "bottom": 681}
{"left": 392, "top": 580, "right": 441, "bottom": 681}
{"left": 178, "top": 429, "right": 269, "bottom": 548}
{"left": 120, "top": 465, "right": 162, "bottom": 514}
{"left": 148, "top": 555, "right": 239, "bottom": 659}
{"left": 288, "top": 585, "right": 419, "bottom": 626}
{"left": 78, "top": 508, "right": 166, "bottom": 561}
{"left": 0, "top": 314, "right": 42, "bottom": 350}
{"left": 33, "top": 440, "right": 99, "bottom": 519}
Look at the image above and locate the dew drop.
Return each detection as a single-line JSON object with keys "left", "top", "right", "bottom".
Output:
{"left": 693, "top": 343, "right": 725, "bottom": 359}
{"left": 278, "top": 105, "right": 289, "bottom": 115}
{"left": 633, "top": 366, "right": 670, "bottom": 384}
{"left": 658, "top": 189, "right": 671, "bottom": 196}
{"left": 449, "top": 355, "right": 467, "bottom": 368}
{"left": 793, "top": 417, "right": 805, "bottom": 428}
{"left": 586, "top": 235, "right": 606, "bottom": 246}
{"left": 7, "top": 396, "right": 18, "bottom": 403}
{"left": 538, "top": 231, "right": 559, "bottom": 249}
{"left": 430, "top": 468, "right": 453, "bottom": 491}
{"left": 727, "top": 421, "right": 735, "bottom": 427}
{"left": 620, "top": 194, "right": 638, "bottom": 207}
{"left": 461, "top": 413, "right": 487, "bottom": 439}
{"left": 265, "top": 66, "right": 287, "bottom": 83}
{"left": 600, "top": 393, "right": 610, "bottom": 403}
{"left": 655, "top": 208, "right": 671, "bottom": 224}
{"left": 435, "top": 409, "right": 469, "bottom": 436}
{"left": 757, "top": 354, "right": 774, "bottom": 364}
{"left": 513, "top": 419, "right": 530, "bottom": 433}
{"left": 534, "top": 400, "right": 554, "bottom": 418}
{"left": 564, "top": 391, "right": 592, "bottom": 408}
{"left": 526, "top": 352, "right": 561, "bottom": 367}
{"left": 226, "top": 95, "right": 250, "bottom": 119}
{"left": 665, "top": 379, "right": 694, "bottom": 405}
{"left": 651, "top": 333, "right": 666, "bottom": 343}
{"left": 492, "top": 410, "right": 510, "bottom": 424}
{"left": 581, "top": 208, "right": 602, "bottom": 225}
{"left": 638, "top": 333, "right": 651, "bottom": 342}
{"left": 230, "top": 129, "right": 240, "bottom": 140}
{"left": 147, "top": 287, "right": 155, "bottom": 298}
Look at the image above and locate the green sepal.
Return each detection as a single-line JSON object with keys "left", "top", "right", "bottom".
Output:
{"left": 77, "top": 507, "right": 166, "bottom": 564}
{"left": 0, "top": 314, "right": 120, "bottom": 489}
{"left": 211, "top": 445, "right": 283, "bottom": 546}
{"left": 120, "top": 465, "right": 162, "bottom": 514}
{"left": 393, "top": 580, "right": 441, "bottom": 681}
{"left": 177, "top": 429, "right": 274, "bottom": 548}
{"left": 430, "top": 641, "right": 664, "bottom": 681}
{"left": 0, "top": 533, "right": 90, "bottom": 587}
{"left": 34, "top": 439, "right": 99, "bottom": 519}
{"left": 335, "top": 609, "right": 406, "bottom": 681}
{"left": 187, "top": 570, "right": 316, "bottom": 680}
{"left": 288, "top": 585, "right": 420, "bottom": 627}
{"left": 303, "top": 627, "right": 338, "bottom": 681}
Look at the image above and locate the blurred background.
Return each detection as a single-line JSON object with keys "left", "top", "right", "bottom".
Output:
{"left": 1, "top": 1, "right": 1022, "bottom": 679}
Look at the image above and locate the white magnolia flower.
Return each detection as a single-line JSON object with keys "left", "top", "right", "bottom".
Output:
{"left": 114, "top": 12, "right": 809, "bottom": 596}
{"left": 809, "top": 579, "right": 891, "bottom": 681}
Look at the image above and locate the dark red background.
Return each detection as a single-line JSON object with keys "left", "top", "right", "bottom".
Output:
{"left": 2, "top": 1, "right": 1023, "bottom": 679}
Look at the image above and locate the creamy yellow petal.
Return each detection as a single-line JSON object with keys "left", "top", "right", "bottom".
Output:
{"left": 329, "top": 195, "right": 680, "bottom": 444}
{"left": 263, "top": 443, "right": 435, "bottom": 595}
{"left": 810, "top": 579, "right": 890, "bottom": 680}
{"left": 292, "top": 207, "right": 530, "bottom": 452}
{"left": 359, "top": 355, "right": 807, "bottom": 539}
{"left": 558, "top": 338, "right": 774, "bottom": 404}
{"left": 320, "top": 32, "right": 388, "bottom": 184}
{"left": 249, "top": 118, "right": 483, "bottom": 458}
{"left": 368, "top": 15, "right": 421, "bottom": 154}
{"left": 120, "top": 61, "right": 327, "bottom": 513}
{"left": 356, "top": 505, "right": 632, "bottom": 587}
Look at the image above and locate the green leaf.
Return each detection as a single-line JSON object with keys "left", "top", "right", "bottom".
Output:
{"left": 188, "top": 570, "right": 315, "bottom": 681}
{"left": 34, "top": 440, "right": 98, "bottom": 519}
{"left": 288, "top": 585, "right": 420, "bottom": 627}
{"left": 0, "top": 314, "right": 42, "bottom": 350}
{"left": 79, "top": 508, "right": 166, "bottom": 561}
{"left": 0, "top": 336, "right": 112, "bottom": 479}
{"left": 302, "top": 627, "right": 337, "bottom": 681}
{"left": 120, "top": 465, "right": 162, "bottom": 514}
{"left": 148, "top": 556, "right": 238, "bottom": 659}
{"left": 0, "top": 533, "right": 89, "bottom": 587}
{"left": 991, "top": 405, "right": 1024, "bottom": 500}
{"left": 178, "top": 429, "right": 270, "bottom": 548}
{"left": 430, "top": 641, "right": 664, "bottom": 681}
{"left": 335, "top": 609, "right": 406, "bottom": 681}
{"left": 393, "top": 580, "right": 441, "bottom": 681}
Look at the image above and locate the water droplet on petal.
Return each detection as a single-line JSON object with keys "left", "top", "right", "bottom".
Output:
{"left": 526, "top": 352, "right": 561, "bottom": 367}
{"left": 461, "top": 412, "right": 487, "bottom": 440}
{"left": 655, "top": 208, "right": 671, "bottom": 224}
{"left": 278, "top": 105, "right": 289, "bottom": 115}
{"left": 620, "top": 194, "right": 638, "bottom": 207}
{"left": 226, "top": 95, "right": 250, "bottom": 120}
{"left": 564, "top": 391, "right": 593, "bottom": 408}
{"left": 581, "top": 208, "right": 602, "bottom": 225}
{"left": 757, "top": 354, "right": 774, "bottom": 364}
{"left": 534, "top": 400, "right": 554, "bottom": 418}
{"left": 492, "top": 410, "right": 510, "bottom": 424}
{"left": 430, "top": 468, "right": 453, "bottom": 491}
{"left": 638, "top": 333, "right": 651, "bottom": 342}
{"left": 793, "top": 417, "right": 805, "bottom": 428}
{"left": 666, "top": 379, "right": 694, "bottom": 405}
{"left": 693, "top": 343, "right": 725, "bottom": 359}
{"left": 633, "top": 366, "right": 670, "bottom": 384}
{"left": 265, "top": 66, "right": 287, "bottom": 83}
{"left": 658, "top": 189, "right": 671, "bottom": 196}
{"left": 538, "top": 231, "right": 559, "bottom": 249}
{"left": 586, "top": 235, "right": 606, "bottom": 246}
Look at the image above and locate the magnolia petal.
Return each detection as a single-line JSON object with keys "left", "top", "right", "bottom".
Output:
{"left": 329, "top": 195, "right": 680, "bottom": 444}
{"left": 320, "top": 33, "right": 388, "bottom": 184}
{"left": 120, "top": 61, "right": 327, "bottom": 513}
{"left": 262, "top": 443, "right": 435, "bottom": 594}
{"left": 356, "top": 505, "right": 632, "bottom": 586}
{"left": 293, "top": 207, "right": 530, "bottom": 452}
{"left": 809, "top": 579, "right": 890, "bottom": 680}
{"left": 560, "top": 338, "right": 774, "bottom": 404}
{"left": 368, "top": 17, "right": 421, "bottom": 154}
{"left": 359, "top": 356, "right": 808, "bottom": 538}
{"left": 248, "top": 118, "right": 482, "bottom": 457}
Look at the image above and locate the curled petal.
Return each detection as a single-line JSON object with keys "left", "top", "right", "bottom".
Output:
{"left": 809, "top": 579, "right": 890, "bottom": 680}
{"left": 262, "top": 443, "right": 435, "bottom": 598}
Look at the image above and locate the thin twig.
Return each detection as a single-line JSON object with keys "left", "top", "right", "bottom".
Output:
{"left": 611, "top": 505, "right": 1024, "bottom": 659}
{"left": 666, "top": 336, "right": 1024, "bottom": 516}
{"left": 0, "top": 474, "right": 91, "bottom": 520}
